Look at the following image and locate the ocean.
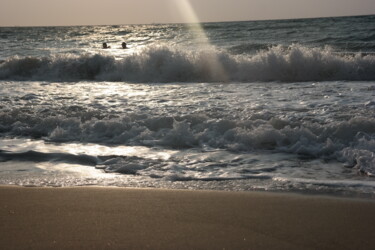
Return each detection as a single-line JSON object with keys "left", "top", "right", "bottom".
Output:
{"left": 0, "top": 15, "right": 374, "bottom": 197}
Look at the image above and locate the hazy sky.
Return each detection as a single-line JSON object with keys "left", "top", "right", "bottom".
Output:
{"left": 0, "top": 0, "right": 374, "bottom": 26}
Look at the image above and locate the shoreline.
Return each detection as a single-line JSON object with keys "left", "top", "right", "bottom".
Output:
{"left": 2, "top": 181, "right": 375, "bottom": 200}
{"left": 1, "top": 186, "right": 375, "bottom": 249}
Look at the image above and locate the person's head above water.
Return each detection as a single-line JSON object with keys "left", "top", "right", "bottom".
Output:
{"left": 122, "top": 42, "right": 127, "bottom": 49}
{"left": 103, "top": 42, "right": 110, "bottom": 49}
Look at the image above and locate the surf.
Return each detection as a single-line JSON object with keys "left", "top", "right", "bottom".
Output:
{"left": 1, "top": 44, "right": 374, "bottom": 83}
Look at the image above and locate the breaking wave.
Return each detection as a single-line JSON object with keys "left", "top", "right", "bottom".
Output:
{"left": 1, "top": 108, "right": 375, "bottom": 176}
{"left": 1, "top": 44, "right": 374, "bottom": 82}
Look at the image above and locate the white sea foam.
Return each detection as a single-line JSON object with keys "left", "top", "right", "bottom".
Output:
{"left": 1, "top": 45, "right": 374, "bottom": 82}
{"left": 1, "top": 78, "right": 374, "bottom": 182}
{"left": 1, "top": 108, "right": 375, "bottom": 176}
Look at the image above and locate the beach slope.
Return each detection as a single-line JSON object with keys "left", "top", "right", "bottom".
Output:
{"left": 1, "top": 186, "right": 375, "bottom": 249}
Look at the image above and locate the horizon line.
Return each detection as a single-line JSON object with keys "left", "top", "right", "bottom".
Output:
{"left": 0, "top": 13, "right": 373, "bottom": 28}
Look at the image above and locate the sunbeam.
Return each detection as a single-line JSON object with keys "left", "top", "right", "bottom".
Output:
{"left": 174, "top": 0, "right": 209, "bottom": 43}
{"left": 172, "top": 0, "right": 228, "bottom": 81}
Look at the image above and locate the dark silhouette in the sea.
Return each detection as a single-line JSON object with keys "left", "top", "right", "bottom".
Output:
{"left": 102, "top": 42, "right": 110, "bottom": 49}
{"left": 122, "top": 42, "right": 127, "bottom": 49}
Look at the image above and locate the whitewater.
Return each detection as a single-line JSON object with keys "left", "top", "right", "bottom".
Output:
{"left": 0, "top": 15, "right": 375, "bottom": 197}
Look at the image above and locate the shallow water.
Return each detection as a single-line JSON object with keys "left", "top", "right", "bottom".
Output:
{"left": 0, "top": 80, "right": 374, "bottom": 197}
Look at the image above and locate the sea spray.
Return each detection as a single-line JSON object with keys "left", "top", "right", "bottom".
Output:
{"left": 1, "top": 45, "right": 374, "bottom": 82}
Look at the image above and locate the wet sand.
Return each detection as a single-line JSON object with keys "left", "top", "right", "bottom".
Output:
{"left": 1, "top": 186, "right": 375, "bottom": 249}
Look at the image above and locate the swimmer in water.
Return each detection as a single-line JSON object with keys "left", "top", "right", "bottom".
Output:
{"left": 102, "top": 42, "right": 110, "bottom": 49}
{"left": 121, "top": 42, "right": 127, "bottom": 49}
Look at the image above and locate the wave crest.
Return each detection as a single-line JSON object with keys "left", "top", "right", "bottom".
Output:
{"left": 1, "top": 44, "right": 375, "bottom": 82}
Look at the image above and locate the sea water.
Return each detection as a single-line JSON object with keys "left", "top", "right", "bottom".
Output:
{"left": 0, "top": 15, "right": 374, "bottom": 197}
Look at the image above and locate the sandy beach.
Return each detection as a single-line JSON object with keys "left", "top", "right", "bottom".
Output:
{"left": 1, "top": 186, "right": 375, "bottom": 249}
